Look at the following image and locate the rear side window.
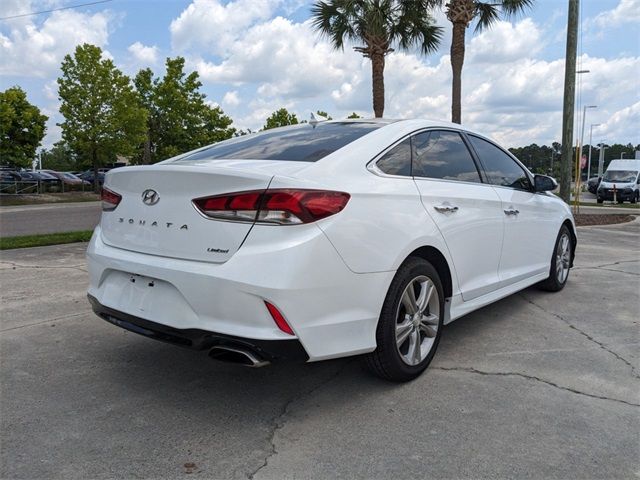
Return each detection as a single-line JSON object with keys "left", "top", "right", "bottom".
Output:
{"left": 412, "top": 130, "right": 481, "bottom": 183}
{"left": 468, "top": 135, "right": 531, "bottom": 190}
{"left": 174, "top": 122, "right": 382, "bottom": 163}
{"left": 376, "top": 138, "right": 412, "bottom": 176}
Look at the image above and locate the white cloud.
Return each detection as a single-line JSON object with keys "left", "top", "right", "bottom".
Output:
{"left": 0, "top": 9, "right": 113, "bottom": 77}
{"left": 222, "top": 90, "right": 241, "bottom": 107}
{"left": 468, "top": 19, "right": 543, "bottom": 64}
{"left": 590, "top": 0, "right": 640, "bottom": 28}
{"left": 127, "top": 41, "right": 159, "bottom": 65}
{"left": 170, "top": 0, "right": 281, "bottom": 53}
{"left": 596, "top": 101, "right": 640, "bottom": 145}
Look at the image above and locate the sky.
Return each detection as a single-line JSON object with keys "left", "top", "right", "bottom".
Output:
{"left": 1, "top": 0, "right": 639, "bottom": 151}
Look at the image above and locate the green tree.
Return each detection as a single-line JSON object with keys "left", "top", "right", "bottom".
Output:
{"left": 58, "top": 44, "right": 147, "bottom": 191}
{"left": 316, "top": 110, "right": 333, "bottom": 120}
{"left": 134, "top": 57, "right": 235, "bottom": 164}
{"left": 40, "top": 142, "right": 78, "bottom": 171}
{"left": 312, "top": 0, "right": 441, "bottom": 117}
{"left": 437, "top": 0, "right": 534, "bottom": 124}
{"left": 347, "top": 112, "right": 362, "bottom": 118}
{"left": 0, "top": 86, "right": 48, "bottom": 168}
{"left": 263, "top": 108, "right": 299, "bottom": 130}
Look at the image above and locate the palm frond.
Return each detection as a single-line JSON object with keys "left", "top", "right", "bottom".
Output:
{"left": 499, "top": 0, "right": 534, "bottom": 16}
{"left": 473, "top": 2, "right": 499, "bottom": 32}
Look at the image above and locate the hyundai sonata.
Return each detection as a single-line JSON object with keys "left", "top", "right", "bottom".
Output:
{"left": 87, "top": 119, "right": 576, "bottom": 381}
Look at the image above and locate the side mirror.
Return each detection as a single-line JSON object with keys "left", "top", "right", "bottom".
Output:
{"left": 534, "top": 174, "right": 557, "bottom": 192}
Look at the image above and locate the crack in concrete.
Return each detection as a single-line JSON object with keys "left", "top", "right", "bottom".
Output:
{"left": 434, "top": 366, "right": 639, "bottom": 407}
{"left": 0, "top": 311, "right": 90, "bottom": 332}
{"left": 521, "top": 294, "right": 640, "bottom": 380}
{"left": 246, "top": 360, "right": 353, "bottom": 480}
{"left": 0, "top": 261, "right": 87, "bottom": 273}
{"left": 574, "top": 266, "right": 640, "bottom": 277}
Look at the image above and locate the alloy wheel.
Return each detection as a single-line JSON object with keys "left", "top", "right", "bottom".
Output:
{"left": 395, "top": 275, "right": 440, "bottom": 366}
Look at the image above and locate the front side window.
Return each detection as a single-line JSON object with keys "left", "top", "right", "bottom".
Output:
{"left": 469, "top": 135, "right": 531, "bottom": 190}
{"left": 376, "top": 138, "right": 412, "bottom": 176}
{"left": 412, "top": 130, "right": 482, "bottom": 183}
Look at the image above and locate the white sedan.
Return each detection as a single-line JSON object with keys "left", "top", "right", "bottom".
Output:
{"left": 87, "top": 119, "right": 576, "bottom": 381}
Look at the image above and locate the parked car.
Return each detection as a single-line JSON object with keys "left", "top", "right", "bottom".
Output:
{"left": 78, "top": 170, "right": 105, "bottom": 185}
{"left": 40, "top": 170, "right": 90, "bottom": 186}
{"left": 87, "top": 119, "right": 576, "bottom": 382}
{"left": 597, "top": 159, "right": 640, "bottom": 204}
{"left": 587, "top": 176, "right": 601, "bottom": 194}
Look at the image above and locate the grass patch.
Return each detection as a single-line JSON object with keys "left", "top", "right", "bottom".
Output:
{"left": 0, "top": 230, "right": 93, "bottom": 250}
{"left": 0, "top": 192, "right": 100, "bottom": 206}
{"left": 576, "top": 202, "right": 640, "bottom": 209}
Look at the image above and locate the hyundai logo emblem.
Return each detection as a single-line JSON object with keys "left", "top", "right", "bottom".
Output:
{"left": 141, "top": 189, "right": 160, "bottom": 206}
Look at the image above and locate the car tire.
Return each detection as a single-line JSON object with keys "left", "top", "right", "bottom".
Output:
{"left": 365, "top": 257, "right": 444, "bottom": 382}
{"left": 538, "top": 225, "right": 572, "bottom": 292}
{"left": 597, "top": 198, "right": 603, "bottom": 204}
{"left": 631, "top": 192, "right": 638, "bottom": 204}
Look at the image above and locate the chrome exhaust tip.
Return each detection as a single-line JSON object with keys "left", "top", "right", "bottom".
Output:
{"left": 208, "top": 345, "right": 270, "bottom": 368}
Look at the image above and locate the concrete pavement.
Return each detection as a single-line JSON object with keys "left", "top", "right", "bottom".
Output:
{"left": 0, "top": 221, "right": 638, "bottom": 479}
{"left": 0, "top": 201, "right": 101, "bottom": 236}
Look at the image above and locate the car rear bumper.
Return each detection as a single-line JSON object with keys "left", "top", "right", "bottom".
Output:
{"left": 88, "top": 294, "right": 309, "bottom": 362}
{"left": 86, "top": 224, "right": 394, "bottom": 362}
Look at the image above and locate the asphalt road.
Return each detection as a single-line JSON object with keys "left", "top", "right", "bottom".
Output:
{"left": 0, "top": 220, "right": 639, "bottom": 479}
{"left": 0, "top": 202, "right": 102, "bottom": 236}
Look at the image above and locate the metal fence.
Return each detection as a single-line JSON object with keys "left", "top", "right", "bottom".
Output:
{"left": 0, "top": 180, "right": 92, "bottom": 195}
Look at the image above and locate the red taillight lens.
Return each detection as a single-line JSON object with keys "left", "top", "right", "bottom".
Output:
{"left": 101, "top": 187, "right": 121, "bottom": 211}
{"left": 193, "top": 189, "right": 350, "bottom": 225}
{"left": 265, "top": 301, "right": 294, "bottom": 336}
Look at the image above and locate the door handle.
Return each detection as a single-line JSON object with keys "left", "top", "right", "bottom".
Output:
{"left": 504, "top": 208, "right": 520, "bottom": 215}
{"left": 434, "top": 205, "right": 459, "bottom": 213}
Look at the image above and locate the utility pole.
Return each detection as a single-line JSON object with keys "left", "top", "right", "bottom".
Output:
{"left": 560, "top": 0, "right": 579, "bottom": 203}
{"left": 597, "top": 143, "right": 606, "bottom": 177}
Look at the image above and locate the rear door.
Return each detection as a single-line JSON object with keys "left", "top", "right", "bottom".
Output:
{"left": 466, "top": 134, "right": 557, "bottom": 285}
{"left": 412, "top": 130, "right": 504, "bottom": 301}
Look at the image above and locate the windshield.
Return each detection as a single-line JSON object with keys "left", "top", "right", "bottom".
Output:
{"left": 603, "top": 170, "right": 637, "bottom": 183}
{"left": 174, "top": 122, "right": 383, "bottom": 163}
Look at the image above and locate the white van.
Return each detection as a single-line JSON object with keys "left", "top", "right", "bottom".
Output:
{"left": 597, "top": 159, "right": 640, "bottom": 204}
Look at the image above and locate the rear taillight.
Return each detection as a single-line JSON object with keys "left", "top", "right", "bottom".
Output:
{"left": 192, "top": 189, "right": 350, "bottom": 225}
{"left": 101, "top": 187, "right": 121, "bottom": 211}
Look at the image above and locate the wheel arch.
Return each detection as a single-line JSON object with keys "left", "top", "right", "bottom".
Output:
{"left": 405, "top": 246, "right": 453, "bottom": 299}
{"left": 562, "top": 218, "right": 577, "bottom": 267}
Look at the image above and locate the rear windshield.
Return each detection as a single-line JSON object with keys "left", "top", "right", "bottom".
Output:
{"left": 174, "top": 122, "right": 382, "bottom": 163}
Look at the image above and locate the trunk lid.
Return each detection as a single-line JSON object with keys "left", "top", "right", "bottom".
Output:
{"left": 100, "top": 164, "right": 273, "bottom": 263}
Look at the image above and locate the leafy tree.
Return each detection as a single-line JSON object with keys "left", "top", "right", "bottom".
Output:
{"left": 40, "top": 142, "right": 79, "bottom": 172}
{"left": 312, "top": 0, "right": 441, "bottom": 117}
{"left": 0, "top": 86, "right": 48, "bottom": 168}
{"left": 263, "top": 108, "right": 299, "bottom": 130}
{"left": 134, "top": 57, "right": 235, "bottom": 164}
{"left": 436, "top": 0, "right": 534, "bottom": 123}
{"left": 347, "top": 112, "right": 362, "bottom": 118}
{"left": 316, "top": 110, "right": 333, "bottom": 120}
{"left": 58, "top": 44, "right": 147, "bottom": 191}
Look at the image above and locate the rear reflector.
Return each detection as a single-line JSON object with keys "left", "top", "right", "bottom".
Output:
{"left": 193, "top": 189, "right": 350, "bottom": 225}
{"left": 101, "top": 187, "right": 122, "bottom": 211}
{"left": 264, "top": 301, "right": 294, "bottom": 336}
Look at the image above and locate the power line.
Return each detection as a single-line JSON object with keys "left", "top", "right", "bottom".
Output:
{"left": 0, "top": 0, "right": 113, "bottom": 21}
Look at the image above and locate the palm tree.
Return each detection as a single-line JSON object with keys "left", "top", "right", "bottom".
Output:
{"left": 312, "top": 0, "right": 441, "bottom": 118}
{"left": 441, "top": 0, "right": 534, "bottom": 124}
